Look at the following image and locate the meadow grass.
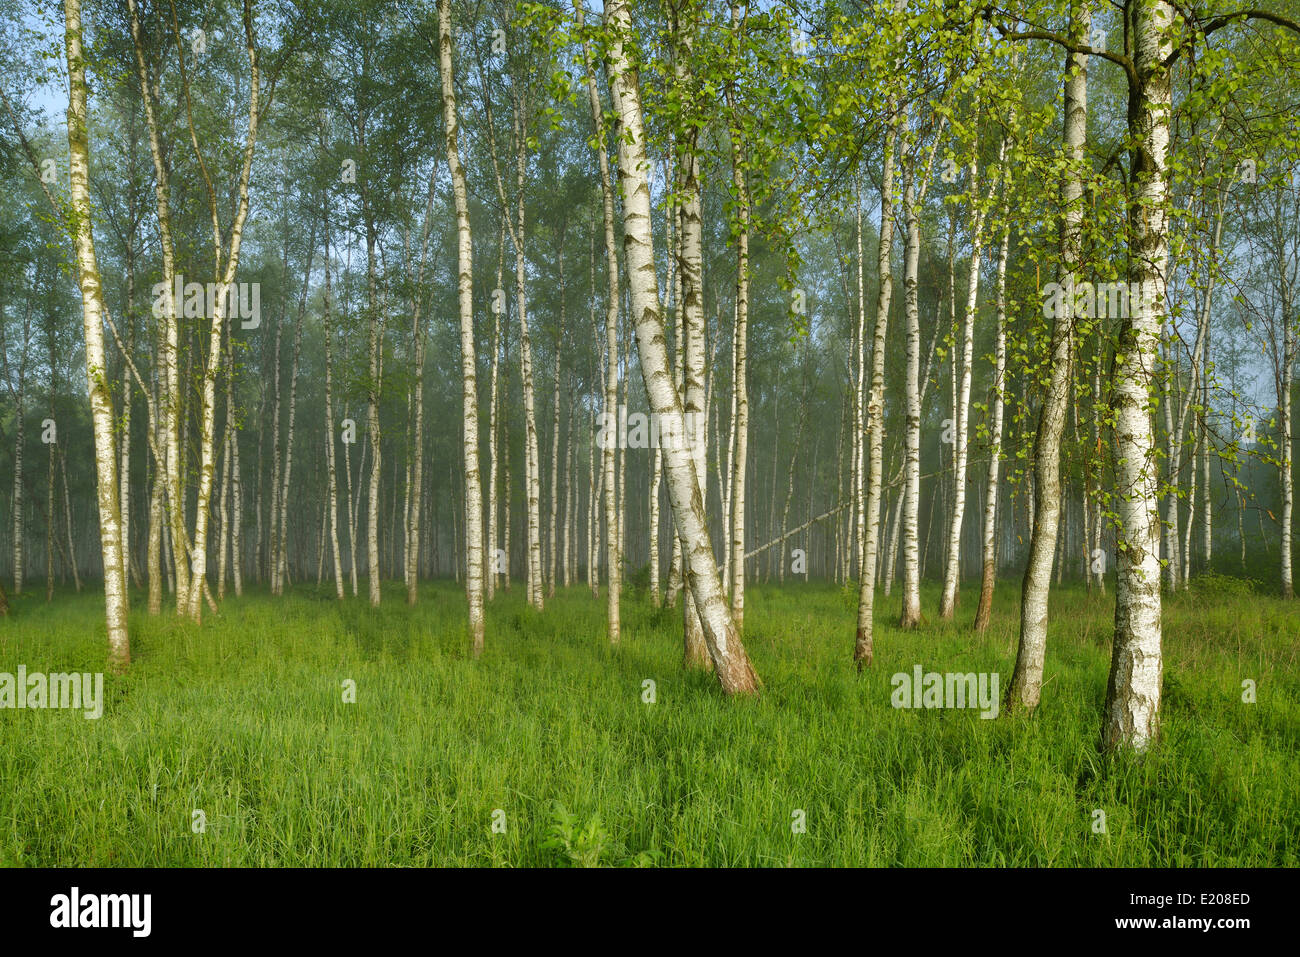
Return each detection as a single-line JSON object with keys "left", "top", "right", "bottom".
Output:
{"left": 0, "top": 574, "right": 1295, "bottom": 866}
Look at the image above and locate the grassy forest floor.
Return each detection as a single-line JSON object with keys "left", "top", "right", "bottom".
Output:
{"left": 1, "top": 575, "right": 1296, "bottom": 866}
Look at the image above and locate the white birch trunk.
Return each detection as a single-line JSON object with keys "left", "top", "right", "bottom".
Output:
{"left": 1007, "top": 5, "right": 1088, "bottom": 711}
{"left": 605, "top": 0, "right": 757, "bottom": 694}
{"left": 938, "top": 141, "right": 989, "bottom": 620}
{"left": 64, "top": 0, "right": 129, "bottom": 669}
{"left": 577, "top": 0, "right": 621, "bottom": 641}
{"left": 438, "top": 0, "right": 486, "bottom": 654}
{"left": 855, "top": 116, "right": 897, "bottom": 667}
{"left": 974, "top": 218, "right": 1010, "bottom": 631}
{"left": 1102, "top": 0, "right": 1172, "bottom": 751}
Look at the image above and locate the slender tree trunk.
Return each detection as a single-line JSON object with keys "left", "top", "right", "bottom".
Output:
{"left": 182, "top": 12, "right": 260, "bottom": 622}
{"left": 898, "top": 120, "right": 936, "bottom": 628}
{"left": 547, "top": 247, "right": 565, "bottom": 599}
{"left": 1200, "top": 328, "right": 1212, "bottom": 572}
{"left": 404, "top": 176, "right": 437, "bottom": 607}
{"left": 1160, "top": 333, "right": 1181, "bottom": 589}
{"left": 1090, "top": 335, "right": 1105, "bottom": 594}
{"left": 268, "top": 252, "right": 285, "bottom": 588}
{"left": 343, "top": 405, "right": 359, "bottom": 597}
{"left": 1007, "top": 5, "right": 1088, "bottom": 712}
{"left": 365, "top": 223, "right": 382, "bottom": 608}
{"left": 46, "top": 393, "right": 54, "bottom": 600}
{"left": 939, "top": 134, "right": 991, "bottom": 619}
{"left": 588, "top": 402, "right": 600, "bottom": 596}
{"left": 275, "top": 235, "right": 314, "bottom": 595}
{"left": 855, "top": 116, "right": 897, "bottom": 667}
{"left": 10, "top": 389, "right": 21, "bottom": 596}
{"left": 974, "top": 219, "right": 1010, "bottom": 631}
{"left": 487, "top": 217, "right": 505, "bottom": 600}
{"left": 578, "top": 1, "right": 621, "bottom": 642}
{"left": 127, "top": 0, "right": 189, "bottom": 610}
{"left": 59, "top": 449, "right": 81, "bottom": 591}
{"left": 513, "top": 108, "right": 545, "bottom": 612}
{"left": 1281, "top": 315, "right": 1294, "bottom": 597}
{"left": 322, "top": 220, "right": 344, "bottom": 600}
{"left": 64, "top": 0, "right": 129, "bottom": 668}
{"left": 666, "top": 166, "right": 685, "bottom": 610}
{"left": 438, "top": 0, "right": 486, "bottom": 653}
{"left": 119, "top": 264, "right": 135, "bottom": 588}
{"left": 726, "top": 7, "right": 751, "bottom": 630}
{"left": 563, "top": 374, "right": 575, "bottom": 589}
{"left": 217, "top": 323, "right": 233, "bottom": 600}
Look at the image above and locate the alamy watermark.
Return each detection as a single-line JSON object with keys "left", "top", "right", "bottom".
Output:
{"left": 0, "top": 666, "right": 104, "bottom": 719}
{"left": 50, "top": 887, "right": 151, "bottom": 937}
{"left": 891, "top": 666, "right": 999, "bottom": 719}
{"left": 1041, "top": 273, "right": 1162, "bottom": 320}
{"left": 595, "top": 406, "right": 706, "bottom": 451}
{"left": 152, "top": 274, "right": 261, "bottom": 329}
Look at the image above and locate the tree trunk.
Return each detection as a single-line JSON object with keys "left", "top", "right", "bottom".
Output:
{"left": 1101, "top": 0, "right": 1172, "bottom": 752}
{"left": 974, "top": 218, "right": 1010, "bottom": 632}
{"left": 670, "top": 6, "right": 710, "bottom": 667}
{"left": 606, "top": 0, "right": 757, "bottom": 694}
{"left": 64, "top": 0, "right": 130, "bottom": 669}
{"left": 577, "top": 0, "right": 621, "bottom": 642}
{"left": 939, "top": 133, "right": 990, "bottom": 620}
{"left": 726, "top": 4, "right": 750, "bottom": 631}
{"left": 898, "top": 116, "right": 938, "bottom": 628}
{"left": 438, "top": 0, "right": 486, "bottom": 654}
{"left": 488, "top": 217, "right": 506, "bottom": 600}
{"left": 855, "top": 115, "right": 898, "bottom": 667}
{"left": 182, "top": 10, "right": 260, "bottom": 622}
{"left": 1007, "top": 5, "right": 1088, "bottom": 713}
{"left": 322, "top": 219, "right": 345, "bottom": 600}
{"left": 547, "top": 247, "right": 565, "bottom": 599}
{"left": 127, "top": 0, "right": 189, "bottom": 610}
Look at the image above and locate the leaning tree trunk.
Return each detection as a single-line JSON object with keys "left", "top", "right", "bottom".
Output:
{"left": 605, "top": 0, "right": 757, "bottom": 694}
{"left": 182, "top": 6, "right": 260, "bottom": 622}
{"left": 1007, "top": 4, "right": 1088, "bottom": 713}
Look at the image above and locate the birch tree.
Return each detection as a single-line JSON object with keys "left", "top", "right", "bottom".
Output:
{"left": 437, "top": 0, "right": 487, "bottom": 654}
{"left": 604, "top": 0, "right": 758, "bottom": 694}
{"left": 576, "top": 0, "right": 621, "bottom": 643}
{"left": 1006, "top": 3, "right": 1089, "bottom": 713}
{"left": 63, "top": 0, "right": 129, "bottom": 668}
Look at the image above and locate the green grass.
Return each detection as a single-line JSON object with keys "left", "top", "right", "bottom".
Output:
{"left": 0, "top": 575, "right": 1296, "bottom": 866}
